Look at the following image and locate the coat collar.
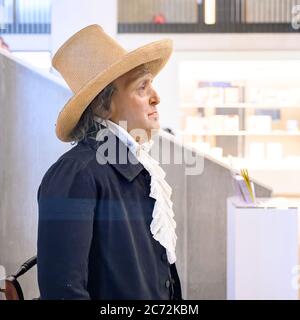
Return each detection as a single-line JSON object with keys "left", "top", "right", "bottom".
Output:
{"left": 94, "top": 117, "right": 140, "bottom": 157}
{"left": 79, "top": 125, "right": 144, "bottom": 182}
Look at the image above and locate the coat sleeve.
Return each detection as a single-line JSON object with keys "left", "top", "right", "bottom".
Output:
{"left": 37, "top": 157, "right": 97, "bottom": 300}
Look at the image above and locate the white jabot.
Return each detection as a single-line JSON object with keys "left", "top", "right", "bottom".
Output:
{"left": 93, "top": 116, "right": 177, "bottom": 264}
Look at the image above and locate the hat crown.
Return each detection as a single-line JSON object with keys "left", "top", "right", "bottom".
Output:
{"left": 52, "top": 25, "right": 127, "bottom": 93}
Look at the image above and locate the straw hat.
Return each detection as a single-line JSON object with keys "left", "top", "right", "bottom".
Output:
{"left": 52, "top": 24, "right": 173, "bottom": 142}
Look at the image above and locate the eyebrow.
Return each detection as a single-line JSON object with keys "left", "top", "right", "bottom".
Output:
{"left": 126, "top": 72, "right": 153, "bottom": 88}
{"left": 136, "top": 76, "right": 152, "bottom": 85}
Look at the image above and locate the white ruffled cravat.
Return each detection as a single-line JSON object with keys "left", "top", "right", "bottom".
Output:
{"left": 93, "top": 117, "right": 177, "bottom": 264}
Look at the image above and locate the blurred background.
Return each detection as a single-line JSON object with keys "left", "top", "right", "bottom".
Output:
{"left": 1, "top": 0, "right": 300, "bottom": 300}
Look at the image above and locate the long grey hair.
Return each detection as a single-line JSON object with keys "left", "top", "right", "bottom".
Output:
{"left": 69, "top": 82, "right": 117, "bottom": 143}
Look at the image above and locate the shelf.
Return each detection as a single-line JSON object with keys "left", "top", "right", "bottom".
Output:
{"left": 181, "top": 102, "right": 300, "bottom": 109}
{"left": 180, "top": 130, "right": 300, "bottom": 136}
{"left": 223, "top": 157, "right": 300, "bottom": 170}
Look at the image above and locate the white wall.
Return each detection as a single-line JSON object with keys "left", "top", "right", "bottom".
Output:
{"left": 1, "top": 34, "right": 50, "bottom": 51}
{"left": 51, "top": 0, "right": 117, "bottom": 56}
{"left": 117, "top": 33, "right": 300, "bottom": 52}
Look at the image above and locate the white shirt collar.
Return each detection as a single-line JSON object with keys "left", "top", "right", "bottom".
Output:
{"left": 93, "top": 116, "right": 154, "bottom": 157}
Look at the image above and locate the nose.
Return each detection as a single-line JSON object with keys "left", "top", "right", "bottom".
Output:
{"left": 150, "top": 88, "right": 160, "bottom": 106}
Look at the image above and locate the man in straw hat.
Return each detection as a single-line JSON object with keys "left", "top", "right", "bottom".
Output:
{"left": 37, "top": 24, "right": 182, "bottom": 300}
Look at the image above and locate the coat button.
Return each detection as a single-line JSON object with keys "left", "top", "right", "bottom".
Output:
{"left": 165, "top": 280, "right": 170, "bottom": 288}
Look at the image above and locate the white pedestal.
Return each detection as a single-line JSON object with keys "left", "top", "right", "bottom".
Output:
{"left": 227, "top": 196, "right": 299, "bottom": 300}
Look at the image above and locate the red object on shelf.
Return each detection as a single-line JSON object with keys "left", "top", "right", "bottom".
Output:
{"left": 153, "top": 13, "right": 166, "bottom": 24}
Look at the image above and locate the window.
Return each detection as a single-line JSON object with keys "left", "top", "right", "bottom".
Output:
{"left": 118, "top": 0, "right": 300, "bottom": 33}
{"left": 0, "top": 0, "right": 51, "bottom": 34}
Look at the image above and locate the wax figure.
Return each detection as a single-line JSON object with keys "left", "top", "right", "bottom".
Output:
{"left": 37, "top": 24, "right": 182, "bottom": 300}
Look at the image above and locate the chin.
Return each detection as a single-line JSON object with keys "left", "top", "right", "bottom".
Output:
{"left": 150, "top": 121, "right": 160, "bottom": 131}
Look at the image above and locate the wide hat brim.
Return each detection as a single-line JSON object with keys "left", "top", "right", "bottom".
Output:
{"left": 55, "top": 39, "right": 173, "bottom": 142}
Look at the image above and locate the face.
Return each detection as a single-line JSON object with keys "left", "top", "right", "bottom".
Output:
{"left": 109, "top": 67, "right": 161, "bottom": 142}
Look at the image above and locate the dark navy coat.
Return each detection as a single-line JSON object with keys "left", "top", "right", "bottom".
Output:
{"left": 37, "top": 128, "right": 182, "bottom": 300}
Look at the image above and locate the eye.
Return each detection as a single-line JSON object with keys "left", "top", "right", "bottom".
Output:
{"left": 139, "top": 83, "right": 146, "bottom": 90}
